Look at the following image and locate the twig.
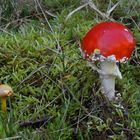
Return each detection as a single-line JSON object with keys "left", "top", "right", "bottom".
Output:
{"left": 63, "top": 83, "right": 99, "bottom": 119}
{"left": 0, "top": 28, "right": 15, "bottom": 37}
{"left": 66, "top": 0, "right": 108, "bottom": 20}
{"left": 17, "top": 65, "right": 45, "bottom": 87}
{"left": 88, "top": 0, "right": 109, "bottom": 19}
{"left": 34, "top": 0, "right": 62, "bottom": 51}
{"left": 48, "top": 108, "right": 96, "bottom": 134}
{"left": 4, "top": 15, "right": 34, "bottom": 30}
{"left": 0, "top": 136, "right": 21, "bottom": 140}
{"left": 66, "top": 3, "right": 89, "bottom": 21}
{"left": 129, "top": 16, "right": 140, "bottom": 31}
{"left": 88, "top": 0, "right": 120, "bottom": 19}
{"left": 75, "top": 94, "right": 83, "bottom": 134}
{"left": 19, "top": 117, "right": 53, "bottom": 128}
{"left": 33, "top": 0, "right": 54, "bottom": 33}
{"left": 106, "top": 1, "right": 120, "bottom": 17}
{"left": 45, "top": 10, "right": 56, "bottom": 18}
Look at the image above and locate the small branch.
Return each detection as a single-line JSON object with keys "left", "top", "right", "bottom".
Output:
{"left": 106, "top": 1, "right": 120, "bottom": 17}
{"left": 88, "top": 0, "right": 109, "bottom": 19}
{"left": 34, "top": 0, "right": 54, "bottom": 33}
{"left": 129, "top": 16, "right": 140, "bottom": 31}
{"left": 0, "top": 136, "right": 21, "bottom": 140}
{"left": 86, "top": 0, "right": 119, "bottom": 20}
{"left": 34, "top": 0, "right": 62, "bottom": 51}
{"left": 66, "top": 3, "right": 89, "bottom": 21}
{"left": 66, "top": 0, "right": 119, "bottom": 21}
{"left": 45, "top": 10, "right": 56, "bottom": 18}
{"left": 0, "top": 28, "right": 15, "bottom": 37}
{"left": 4, "top": 14, "right": 37, "bottom": 30}
{"left": 19, "top": 117, "right": 53, "bottom": 128}
{"left": 17, "top": 65, "right": 45, "bottom": 87}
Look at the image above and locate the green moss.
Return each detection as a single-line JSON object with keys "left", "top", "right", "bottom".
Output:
{"left": 0, "top": 0, "right": 140, "bottom": 139}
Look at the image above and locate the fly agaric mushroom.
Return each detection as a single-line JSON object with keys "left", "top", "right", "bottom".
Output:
{"left": 0, "top": 84, "right": 13, "bottom": 112}
{"left": 81, "top": 21, "right": 136, "bottom": 100}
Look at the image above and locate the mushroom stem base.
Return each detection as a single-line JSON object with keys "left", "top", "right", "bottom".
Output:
{"left": 100, "top": 61, "right": 122, "bottom": 100}
{"left": 100, "top": 75, "right": 115, "bottom": 100}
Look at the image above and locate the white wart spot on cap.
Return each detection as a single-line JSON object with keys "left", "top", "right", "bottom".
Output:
{"left": 107, "top": 55, "right": 116, "bottom": 62}
{"left": 124, "top": 29, "right": 129, "bottom": 32}
{"left": 120, "top": 57, "right": 128, "bottom": 63}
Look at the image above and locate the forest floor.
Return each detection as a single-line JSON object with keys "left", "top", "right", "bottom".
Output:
{"left": 0, "top": 0, "right": 140, "bottom": 139}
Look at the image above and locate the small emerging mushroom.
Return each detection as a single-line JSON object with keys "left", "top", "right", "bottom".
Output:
{"left": 81, "top": 21, "right": 136, "bottom": 100}
{"left": 0, "top": 84, "right": 13, "bottom": 112}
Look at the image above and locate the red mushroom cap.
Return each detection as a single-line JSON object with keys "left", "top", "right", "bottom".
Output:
{"left": 81, "top": 21, "right": 136, "bottom": 62}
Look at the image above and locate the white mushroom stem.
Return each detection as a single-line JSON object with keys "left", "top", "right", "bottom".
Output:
{"left": 88, "top": 60, "right": 122, "bottom": 100}
{"left": 100, "top": 61, "right": 122, "bottom": 100}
